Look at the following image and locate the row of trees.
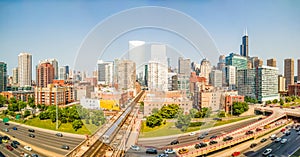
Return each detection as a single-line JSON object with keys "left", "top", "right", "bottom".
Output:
{"left": 265, "top": 96, "right": 300, "bottom": 106}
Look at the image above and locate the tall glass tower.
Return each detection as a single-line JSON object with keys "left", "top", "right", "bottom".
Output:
{"left": 240, "top": 29, "right": 249, "bottom": 57}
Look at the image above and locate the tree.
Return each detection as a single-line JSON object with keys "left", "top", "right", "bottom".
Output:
{"left": 159, "top": 104, "right": 180, "bottom": 119}
{"left": 201, "top": 107, "right": 211, "bottom": 118}
{"left": 23, "top": 110, "right": 31, "bottom": 118}
{"left": 265, "top": 100, "right": 272, "bottom": 105}
{"left": 189, "top": 108, "right": 198, "bottom": 118}
{"left": 175, "top": 110, "right": 191, "bottom": 132}
{"left": 72, "top": 120, "right": 83, "bottom": 131}
{"left": 146, "top": 113, "right": 163, "bottom": 128}
{"left": 232, "top": 102, "right": 249, "bottom": 116}
{"left": 0, "top": 95, "right": 7, "bottom": 106}
{"left": 272, "top": 99, "right": 278, "bottom": 104}
{"left": 285, "top": 97, "right": 292, "bottom": 103}
{"left": 194, "top": 111, "right": 202, "bottom": 118}
{"left": 280, "top": 98, "right": 284, "bottom": 106}
{"left": 218, "top": 111, "right": 226, "bottom": 118}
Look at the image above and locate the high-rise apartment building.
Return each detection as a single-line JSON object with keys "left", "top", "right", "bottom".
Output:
{"left": 97, "top": 60, "right": 113, "bottom": 85}
{"left": 225, "top": 65, "right": 236, "bottom": 89}
{"left": 267, "top": 58, "right": 277, "bottom": 67}
{"left": 12, "top": 67, "right": 18, "bottom": 85}
{"left": 210, "top": 70, "right": 222, "bottom": 88}
{"left": 178, "top": 57, "right": 191, "bottom": 75}
{"left": 200, "top": 58, "right": 211, "bottom": 84}
{"left": 217, "top": 55, "right": 226, "bottom": 86}
{"left": 238, "top": 66, "right": 279, "bottom": 102}
{"left": 284, "top": 58, "right": 294, "bottom": 89}
{"left": 117, "top": 60, "right": 136, "bottom": 90}
{"left": 42, "top": 59, "right": 59, "bottom": 79}
{"left": 278, "top": 75, "right": 286, "bottom": 92}
{"left": 240, "top": 29, "right": 249, "bottom": 57}
{"left": 36, "top": 62, "right": 54, "bottom": 87}
{"left": 298, "top": 59, "right": 300, "bottom": 82}
{"left": 18, "top": 53, "right": 32, "bottom": 87}
{"left": 0, "top": 62, "right": 7, "bottom": 92}
{"left": 148, "top": 61, "right": 168, "bottom": 91}
{"left": 58, "top": 65, "right": 69, "bottom": 80}
{"left": 252, "top": 57, "right": 263, "bottom": 68}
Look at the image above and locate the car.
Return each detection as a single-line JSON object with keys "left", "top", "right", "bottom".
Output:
{"left": 298, "top": 131, "right": 300, "bottom": 135}
{"left": 261, "top": 138, "right": 267, "bottom": 143}
{"left": 170, "top": 140, "right": 179, "bottom": 145}
{"left": 213, "top": 118, "right": 222, "bottom": 121}
{"left": 164, "top": 149, "right": 175, "bottom": 154}
{"left": 281, "top": 138, "right": 287, "bottom": 144}
{"left": 275, "top": 137, "right": 281, "bottom": 142}
{"left": 31, "top": 154, "right": 39, "bottom": 157}
{"left": 24, "top": 146, "right": 32, "bottom": 151}
{"left": 157, "top": 154, "right": 168, "bottom": 157}
{"left": 6, "top": 145, "right": 13, "bottom": 151}
{"left": 12, "top": 140, "right": 20, "bottom": 145}
{"left": 130, "top": 145, "right": 140, "bottom": 151}
{"left": 194, "top": 142, "right": 207, "bottom": 149}
{"left": 203, "top": 132, "right": 209, "bottom": 135}
{"left": 209, "top": 140, "right": 218, "bottom": 145}
{"left": 210, "top": 135, "right": 217, "bottom": 139}
{"left": 267, "top": 154, "right": 275, "bottom": 157}
{"left": 291, "top": 107, "right": 295, "bottom": 109}
{"left": 262, "top": 148, "right": 272, "bottom": 156}
{"left": 3, "top": 128, "right": 9, "bottom": 132}
{"left": 146, "top": 148, "right": 158, "bottom": 154}
{"left": 285, "top": 130, "right": 291, "bottom": 136}
{"left": 28, "top": 129, "right": 35, "bottom": 132}
{"left": 178, "top": 148, "right": 189, "bottom": 154}
{"left": 189, "top": 132, "right": 196, "bottom": 136}
{"left": 4, "top": 122, "right": 9, "bottom": 125}
{"left": 61, "top": 145, "right": 69, "bottom": 150}
{"left": 232, "top": 152, "right": 241, "bottom": 157}
{"left": 56, "top": 133, "right": 63, "bottom": 137}
{"left": 23, "top": 153, "right": 30, "bottom": 157}
{"left": 256, "top": 128, "right": 262, "bottom": 132}
{"left": 12, "top": 127, "right": 17, "bottom": 130}
{"left": 2, "top": 136, "right": 9, "bottom": 143}
{"left": 246, "top": 130, "right": 254, "bottom": 135}
{"left": 296, "top": 127, "right": 300, "bottom": 131}
{"left": 250, "top": 143, "right": 257, "bottom": 148}
{"left": 197, "top": 135, "right": 205, "bottom": 140}
{"left": 29, "top": 134, "right": 35, "bottom": 138}
{"left": 270, "top": 134, "right": 276, "bottom": 140}
{"left": 223, "top": 136, "right": 233, "bottom": 141}
{"left": 11, "top": 143, "right": 18, "bottom": 148}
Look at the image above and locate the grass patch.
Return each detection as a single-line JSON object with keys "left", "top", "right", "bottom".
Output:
{"left": 214, "top": 115, "right": 256, "bottom": 127}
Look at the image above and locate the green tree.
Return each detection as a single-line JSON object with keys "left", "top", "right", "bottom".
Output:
{"left": 72, "top": 120, "right": 83, "bottom": 131}
{"left": 23, "top": 110, "right": 31, "bottom": 118}
{"left": 175, "top": 110, "right": 191, "bottom": 132}
{"left": 272, "top": 99, "right": 278, "bottom": 104}
{"left": 279, "top": 98, "right": 284, "bottom": 106}
{"left": 232, "top": 102, "right": 249, "bottom": 116}
{"left": 146, "top": 113, "right": 163, "bottom": 128}
{"left": 194, "top": 111, "right": 202, "bottom": 118}
{"left": 159, "top": 104, "right": 180, "bottom": 119}
{"left": 285, "top": 97, "right": 292, "bottom": 103}
{"left": 0, "top": 95, "right": 7, "bottom": 106}
{"left": 265, "top": 100, "right": 272, "bottom": 105}
{"left": 201, "top": 107, "right": 211, "bottom": 118}
{"left": 218, "top": 111, "right": 226, "bottom": 118}
{"left": 189, "top": 108, "right": 198, "bottom": 118}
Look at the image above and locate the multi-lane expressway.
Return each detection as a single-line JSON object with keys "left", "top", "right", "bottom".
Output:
{"left": 0, "top": 121, "right": 84, "bottom": 157}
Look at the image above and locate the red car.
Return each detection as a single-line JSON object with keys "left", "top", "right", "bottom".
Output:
{"left": 232, "top": 152, "right": 241, "bottom": 156}
{"left": 6, "top": 145, "right": 13, "bottom": 151}
{"left": 281, "top": 128, "right": 286, "bottom": 132}
{"left": 256, "top": 128, "right": 262, "bottom": 132}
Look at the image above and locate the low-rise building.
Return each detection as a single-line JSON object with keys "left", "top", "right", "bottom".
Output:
{"left": 288, "top": 83, "right": 300, "bottom": 97}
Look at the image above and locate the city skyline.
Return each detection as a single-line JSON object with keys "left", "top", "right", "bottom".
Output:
{"left": 1, "top": 0, "right": 300, "bottom": 75}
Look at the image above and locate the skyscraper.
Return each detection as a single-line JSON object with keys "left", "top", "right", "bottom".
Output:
{"left": 0, "top": 62, "right": 7, "bottom": 92}
{"left": 117, "top": 60, "right": 136, "bottom": 90}
{"left": 284, "top": 58, "right": 294, "bottom": 89}
{"left": 12, "top": 67, "right": 18, "bottom": 85}
{"left": 225, "top": 65, "right": 236, "bottom": 89}
{"left": 36, "top": 62, "right": 54, "bottom": 87}
{"left": 200, "top": 58, "right": 211, "bottom": 84}
{"left": 240, "top": 29, "right": 249, "bottom": 57}
{"left": 225, "top": 53, "right": 248, "bottom": 70}
{"left": 217, "top": 55, "right": 226, "bottom": 86}
{"left": 18, "top": 53, "right": 32, "bottom": 87}
{"left": 298, "top": 59, "right": 300, "bottom": 82}
{"left": 178, "top": 57, "right": 191, "bottom": 75}
{"left": 210, "top": 70, "right": 222, "bottom": 88}
{"left": 267, "top": 58, "right": 276, "bottom": 67}
{"left": 97, "top": 60, "right": 113, "bottom": 85}
{"left": 148, "top": 61, "right": 168, "bottom": 91}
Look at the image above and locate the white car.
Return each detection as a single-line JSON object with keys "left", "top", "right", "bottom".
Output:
{"left": 275, "top": 137, "right": 281, "bottom": 142}
{"left": 23, "top": 153, "right": 30, "bottom": 157}
{"left": 298, "top": 131, "right": 300, "bottom": 135}
{"left": 189, "top": 132, "right": 196, "bottom": 136}
{"left": 262, "top": 148, "right": 272, "bottom": 156}
{"left": 130, "top": 145, "right": 140, "bottom": 151}
{"left": 164, "top": 148, "right": 175, "bottom": 154}
{"left": 270, "top": 134, "right": 276, "bottom": 140}
{"left": 24, "top": 146, "right": 32, "bottom": 151}
{"left": 281, "top": 138, "right": 287, "bottom": 144}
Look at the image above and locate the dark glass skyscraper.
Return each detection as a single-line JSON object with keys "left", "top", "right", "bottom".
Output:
{"left": 0, "top": 62, "right": 7, "bottom": 92}
{"left": 240, "top": 29, "right": 249, "bottom": 57}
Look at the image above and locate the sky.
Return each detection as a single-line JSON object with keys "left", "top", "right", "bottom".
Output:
{"left": 1, "top": 0, "right": 300, "bottom": 77}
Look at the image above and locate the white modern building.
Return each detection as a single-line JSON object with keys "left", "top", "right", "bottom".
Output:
{"left": 12, "top": 67, "right": 18, "bottom": 85}
{"left": 225, "top": 65, "right": 236, "bottom": 89}
{"left": 18, "top": 53, "right": 32, "bottom": 87}
{"left": 210, "top": 70, "right": 222, "bottom": 88}
{"left": 148, "top": 61, "right": 168, "bottom": 91}
{"left": 80, "top": 97, "right": 100, "bottom": 109}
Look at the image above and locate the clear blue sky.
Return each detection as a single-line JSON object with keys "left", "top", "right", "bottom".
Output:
{"left": 1, "top": 0, "right": 300, "bottom": 76}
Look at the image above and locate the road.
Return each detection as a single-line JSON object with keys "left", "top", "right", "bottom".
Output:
{"left": 137, "top": 118, "right": 259, "bottom": 148}
{"left": 244, "top": 126, "right": 300, "bottom": 157}
{"left": 0, "top": 121, "right": 84, "bottom": 156}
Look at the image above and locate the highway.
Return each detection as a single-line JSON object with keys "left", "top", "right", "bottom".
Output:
{"left": 0, "top": 121, "right": 84, "bottom": 156}
{"left": 137, "top": 118, "right": 259, "bottom": 148}
{"left": 244, "top": 125, "right": 300, "bottom": 157}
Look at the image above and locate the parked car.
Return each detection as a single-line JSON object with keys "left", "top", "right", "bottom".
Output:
{"left": 3, "top": 128, "right": 9, "bottom": 132}
{"left": 170, "top": 140, "right": 179, "bottom": 145}
{"left": 280, "top": 138, "right": 287, "bottom": 144}
{"left": 261, "top": 138, "right": 267, "bottom": 143}
{"left": 61, "top": 145, "right": 69, "bottom": 150}
{"left": 4, "top": 122, "right": 9, "bottom": 125}
{"left": 146, "top": 148, "right": 158, "bottom": 154}
{"left": 281, "top": 128, "right": 286, "bottom": 132}
{"left": 250, "top": 143, "right": 257, "bottom": 148}
{"left": 203, "top": 132, "right": 209, "bottom": 135}
{"left": 31, "top": 154, "right": 39, "bottom": 157}
{"left": 164, "top": 148, "right": 175, "bottom": 154}
{"left": 130, "top": 145, "right": 140, "bottom": 151}
{"left": 270, "top": 134, "right": 276, "bottom": 140}
{"left": 262, "top": 149, "right": 272, "bottom": 156}
{"left": 24, "top": 146, "right": 32, "bottom": 151}
{"left": 213, "top": 118, "right": 222, "bottom": 121}
{"left": 298, "top": 131, "right": 300, "bottom": 135}
{"left": 157, "top": 153, "right": 168, "bottom": 157}
{"left": 178, "top": 148, "right": 189, "bottom": 154}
